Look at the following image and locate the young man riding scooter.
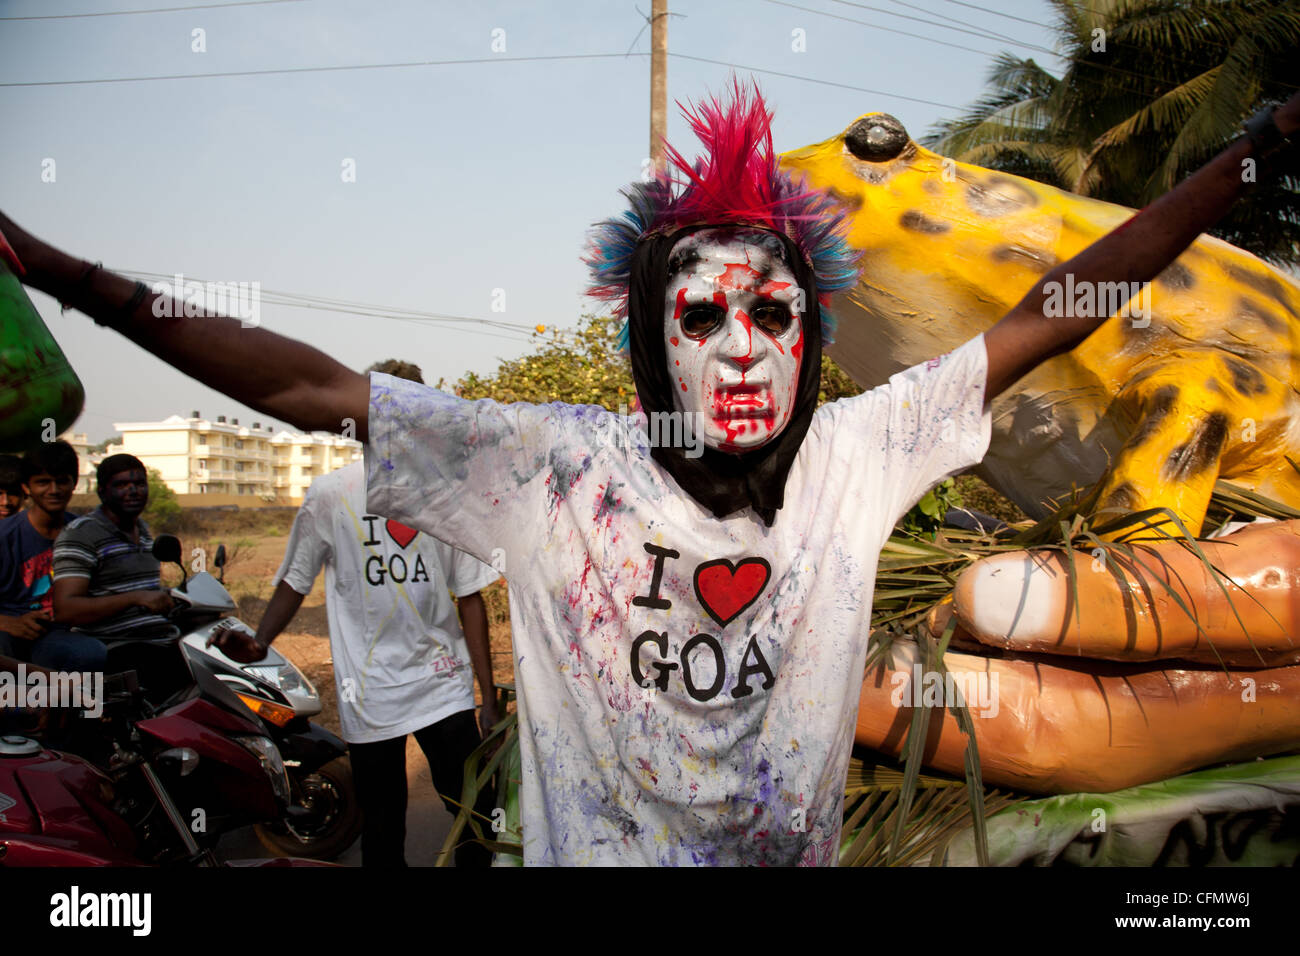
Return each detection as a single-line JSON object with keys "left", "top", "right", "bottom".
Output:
{"left": 51, "top": 454, "right": 179, "bottom": 692}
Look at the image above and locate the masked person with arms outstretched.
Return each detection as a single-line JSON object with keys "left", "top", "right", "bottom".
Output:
{"left": 4, "top": 81, "right": 1296, "bottom": 865}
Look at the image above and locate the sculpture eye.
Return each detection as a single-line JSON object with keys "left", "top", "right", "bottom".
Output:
{"left": 751, "top": 304, "right": 792, "bottom": 336}
{"left": 680, "top": 305, "right": 724, "bottom": 337}
{"left": 845, "top": 113, "right": 909, "bottom": 162}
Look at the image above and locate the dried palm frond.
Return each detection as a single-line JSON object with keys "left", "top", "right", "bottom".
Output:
{"left": 838, "top": 756, "right": 1022, "bottom": 867}
{"left": 436, "top": 685, "right": 523, "bottom": 866}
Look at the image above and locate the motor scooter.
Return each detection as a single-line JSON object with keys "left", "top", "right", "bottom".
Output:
{"left": 13, "top": 534, "right": 361, "bottom": 861}
{"left": 0, "top": 659, "right": 326, "bottom": 867}
{"left": 160, "top": 537, "right": 361, "bottom": 859}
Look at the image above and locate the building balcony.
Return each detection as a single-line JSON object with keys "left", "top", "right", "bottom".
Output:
{"left": 194, "top": 445, "right": 236, "bottom": 458}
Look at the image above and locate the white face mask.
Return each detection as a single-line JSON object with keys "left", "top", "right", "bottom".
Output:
{"left": 662, "top": 228, "right": 805, "bottom": 454}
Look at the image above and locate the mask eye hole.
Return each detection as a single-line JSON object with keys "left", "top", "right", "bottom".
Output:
{"left": 751, "top": 304, "right": 792, "bottom": 336}
{"left": 679, "top": 305, "right": 724, "bottom": 338}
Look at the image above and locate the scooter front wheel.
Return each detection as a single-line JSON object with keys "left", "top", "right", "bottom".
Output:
{"left": 254, "top": 755, "right": 362, "bottom": 861}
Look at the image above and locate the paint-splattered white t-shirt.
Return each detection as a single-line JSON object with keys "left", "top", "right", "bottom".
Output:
{"left": 366, "top": 335, "right": 991, "bottom": 865}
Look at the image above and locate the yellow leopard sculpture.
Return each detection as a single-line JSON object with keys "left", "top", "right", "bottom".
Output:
{"left": 782, "top": 113, "right": 1300, "bottom": 534}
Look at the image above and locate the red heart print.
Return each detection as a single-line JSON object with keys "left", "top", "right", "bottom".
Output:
{"left": 386, "top": 519, "right": 417, "bottom": 549}
{"left": 693, "top": 558, "right": 771, "bottom": 628}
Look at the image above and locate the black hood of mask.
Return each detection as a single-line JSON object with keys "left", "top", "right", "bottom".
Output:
{"left": 626, "top": 227, "right": 824, "bottom": 527}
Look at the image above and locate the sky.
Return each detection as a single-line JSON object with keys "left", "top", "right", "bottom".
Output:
{"left": 0, "top": 0, "right": 1065, "bottom": 442}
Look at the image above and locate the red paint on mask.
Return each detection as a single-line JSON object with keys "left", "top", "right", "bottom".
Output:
{"left": 673, "top": 288, "right": 691, "bottom": 322}
{"left": 734, "top": 310, "right": 755, "bottom": 366}
{"left": 716, "top": 262, "right": 764, "bottom": 291}
{"left": 756, "top": 278, "right": 792, "bottom": 296}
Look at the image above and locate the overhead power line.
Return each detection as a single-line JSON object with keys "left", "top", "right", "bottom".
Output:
{"left": 0, "top": 0, "right": 307, "bottom": 20}
{"left": 762, "top": 0, "right": 992, "bottom": 57}
{"left": 832, "top": 0, "right": 1044, "bottom": 49}
{"left": 0, "top": 42, "right": 963, "bottom": 108}
{"left": 0, "top": 52, "right": 648, "bottom": 88}
{"left": 885, "top": 0, "right": 1032, "bottom": 46}
{"left": 669, "top": 52, "right": 960, "bottom": 108}
{"left": 782, "top": 0, "right": 1298, "bottom": 99}
{"left": 116, "top": 269, "right": 578, "bottom": 347}
{"left": 936, "top": 0, "right": 1047, "bottom": 29}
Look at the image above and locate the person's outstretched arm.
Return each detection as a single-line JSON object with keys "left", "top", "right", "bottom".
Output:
{"left": 983, "top": 93, "right": 1300, "bottom": 399}
{"left": 456, "top": 590, "right": 499, "bottom": 739}
{"left": 0, "top": 212, "right": 370, "bottom": 441}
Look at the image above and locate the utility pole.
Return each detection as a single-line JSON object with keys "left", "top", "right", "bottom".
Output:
{"left": 649, "top": 0, "right": 668, "bottom": 175}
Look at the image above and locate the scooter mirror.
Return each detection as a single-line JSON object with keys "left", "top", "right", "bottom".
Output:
{"left": 213, "top": 544, "right": 226, "bottom": 568}
{"left": 152, "top": 534, "right": 183, "bottom": 565}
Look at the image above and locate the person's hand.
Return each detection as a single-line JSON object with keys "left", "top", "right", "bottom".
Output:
{"left": 478, "top": 698, "right": 501, "bottom": 741}
{"left": 2, "top": 610, "right": 51, "bottom": 641}
{"left": 134, "top": 590, "right": 175, "bottom": 615}
{"left": 207, "top": 619, "right": 268, "bottom": 663}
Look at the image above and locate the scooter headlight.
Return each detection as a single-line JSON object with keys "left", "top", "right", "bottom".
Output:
{"left": 234, "top": 734, "right": 291, "bottom": 805}
{"left": 245, "top": 659, "right": 314, "bottom": 699}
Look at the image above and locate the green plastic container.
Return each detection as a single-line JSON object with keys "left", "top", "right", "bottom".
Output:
{"left": 0, "top": 258, "right": 84, "bottom": 449}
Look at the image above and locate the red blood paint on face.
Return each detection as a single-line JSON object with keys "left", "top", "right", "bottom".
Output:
{"left": 670, "top": 336, "right": 679, "bottom": 346}
{"left": 791, "top": 326, "right": 804, "bottom": 362}
{"left": 756, "top": 278, "right": 792, "bottom": 296}
{"left": 734, "top": 310, "right": 755, "bottom": 366}
{"left": 673, "top": 288, "right": 690, "bottom": 322}
{"left": 716, "top": 262, "right": 764, "bottom": 291}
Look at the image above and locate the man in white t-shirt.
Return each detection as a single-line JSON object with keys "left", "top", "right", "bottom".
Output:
{"left": 9, "top": 80, "right": 1294, "bottom": 865}
{"left": 214, "top": 363, "right": 501, "bottom": 866}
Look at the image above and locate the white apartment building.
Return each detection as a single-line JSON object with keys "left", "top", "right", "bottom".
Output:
{"left": 111, "top": 412, "right": 362, "bottom": 503}
{"left": 59, "top": 431, "right": 99, "bottom": 495}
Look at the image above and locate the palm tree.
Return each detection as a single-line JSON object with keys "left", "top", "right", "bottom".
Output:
{"left": 924, "top": 0, "right": 1300, "bottom": 266}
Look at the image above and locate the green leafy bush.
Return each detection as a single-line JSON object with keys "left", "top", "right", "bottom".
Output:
{"left": 143, "top": 467, "right": 181, "bottom": 533}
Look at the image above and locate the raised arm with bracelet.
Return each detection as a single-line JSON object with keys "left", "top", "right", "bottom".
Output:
{"left": 0, "top": 214, "right": 370, "bottom": 441}
{"left": 984, "top": 94, "right": 1299, "bottom": 398}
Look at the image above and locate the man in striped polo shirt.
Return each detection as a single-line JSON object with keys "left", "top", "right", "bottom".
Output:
{"left": 52, "top": 455, "right": 176, "bottom": 689}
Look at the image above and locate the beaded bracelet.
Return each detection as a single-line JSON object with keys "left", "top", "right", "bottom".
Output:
{"left": 96, "top": 280, "right": 151, "bottom": 330}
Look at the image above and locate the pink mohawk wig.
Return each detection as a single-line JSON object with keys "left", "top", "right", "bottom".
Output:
{"left": 585, "top": 77, "right": 862, "bottom": 349}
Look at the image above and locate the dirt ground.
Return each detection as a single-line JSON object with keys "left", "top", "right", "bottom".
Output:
{"left": 180, "top": 530, "right": 517, "bottom": 737}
